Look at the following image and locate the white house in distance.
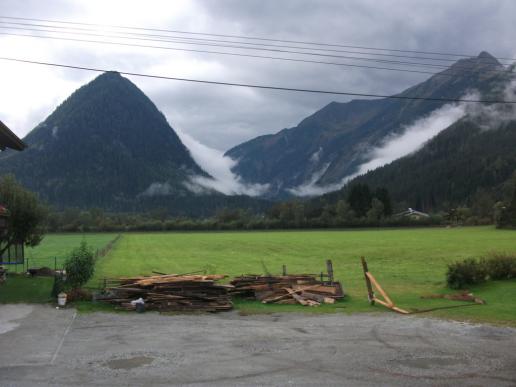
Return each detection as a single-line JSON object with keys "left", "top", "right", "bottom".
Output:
{"left": 394, "top": 208, "right": 430, "bottom": 220}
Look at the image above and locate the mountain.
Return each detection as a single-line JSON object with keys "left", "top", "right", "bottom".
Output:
{"left": 226, "top": 52, "right": 509, "bottom": 197}
{"left": 343, "top": 115, "right": 516, "bottom": 213}
{"left": 0, "top": 72, "right": 221, "bottom": 213}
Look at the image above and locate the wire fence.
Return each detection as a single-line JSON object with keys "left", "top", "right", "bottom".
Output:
{"left": 4, "top": 234, "right": 122, "bottom": 273}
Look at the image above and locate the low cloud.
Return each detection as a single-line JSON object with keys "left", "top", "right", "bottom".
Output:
{"left": 175, "top": 127, "right": 270, "bottom": 196}
{"left": 289, "top": 97, "right": 472, "bottom": 197}
{"left": 353, "top": 101, "right": 468, "bottom": 176}
{"left": 466, "top": 78, "right": 516, "bottom": 129}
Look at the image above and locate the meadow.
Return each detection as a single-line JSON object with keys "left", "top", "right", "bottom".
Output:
{"left": 19, "top": 233, "right": 119, "bottom": 272}
{"left": 89, "top": 226, "right": 516, "bottom": 324}
{"left": 3, "top": 227, "right": 516, "bottom": 325}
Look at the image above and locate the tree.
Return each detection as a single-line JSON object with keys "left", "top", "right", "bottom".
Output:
{"left": 336, "top": 200, "right": 355, "bottom": 222}
{"left": 64, "top": 241, "right": 95, "bottom": 290}
{"left": 374, "top": 187, "right": 393, "bottom": 217}
{"left": 0, "top": 175, "right": 47, "bottom": 256}
{"left": 367, "top": 198, "right": 385, "bottom": 222}
{"left": 496, "top": 183, "right": 516, "bottom": 228}
{"left": 348, "top": 184, "right": 372, "bottom": 217}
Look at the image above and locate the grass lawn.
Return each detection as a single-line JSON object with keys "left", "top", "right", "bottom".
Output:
{"left": 0, "top": 274, "right": 53, "bottom": 303}
{"left": 0, "top": 233, "right": 118, "bottom": 304}
{"left": 13, "top": 233, "right": 120, "bottom": 273}
{"left": 89, "top": 226, "right": 516, "bottom": 325}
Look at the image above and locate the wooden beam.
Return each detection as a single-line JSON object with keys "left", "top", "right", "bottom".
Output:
{"left": 361, "top": 256, "right": 374, "bottom": 305}
{"left": 366, "top": 272, "right": 394, "bottom": 306}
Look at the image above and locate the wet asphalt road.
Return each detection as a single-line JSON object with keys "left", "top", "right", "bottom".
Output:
{"left": 1, "top": 304, "right": 515, "bottom": 386}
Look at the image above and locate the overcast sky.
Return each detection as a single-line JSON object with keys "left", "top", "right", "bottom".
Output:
{"left": 1, "top": 0, "right": 515, "bottom": 152}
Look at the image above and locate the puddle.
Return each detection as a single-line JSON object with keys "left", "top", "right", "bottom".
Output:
{"left": 105, "top": 356, "right": 154, "bottom": 370}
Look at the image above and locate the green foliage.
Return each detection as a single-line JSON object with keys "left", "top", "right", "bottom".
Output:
{"left": 496, "top": 182, "right": 516, "bottom": 228}
{"left": 446, "top": 258, "right": 487, "bottom": 289}
{"left": 348, "top": 184, "right": 372, "bottom": 217}
{"left": 447, "top": 253, "right": 516, "bottom": 288}
{"left": 352, "top": 120, "right": 516, "bottom": 214}
{"left": 0, "top": 175, "right": 48, "bottom": 255}
{"left": 64, "top": 241, "right": 95, "bottom": 290}
{"left": 482, "top": 253, "right": 516, "bottom": 280}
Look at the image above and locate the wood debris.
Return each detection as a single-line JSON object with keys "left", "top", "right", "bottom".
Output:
{"left": 229, "top": 274, "right": 344, "bottom": 307}
{"left": 421, "top": 292, "right": 486, "bottom": 304}
{"left": 99, "top": 274, "right": 233, "bottom": 313}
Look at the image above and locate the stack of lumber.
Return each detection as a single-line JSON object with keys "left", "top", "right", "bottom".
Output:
{"left": 99, "top": 274, "right": 233, "bottom": 312}
{"left": 230, "top": 275, "right": 344, "bottom": 306}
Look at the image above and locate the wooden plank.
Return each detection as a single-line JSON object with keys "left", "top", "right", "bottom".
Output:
{"left": 366, "top": 272, "right": 393, "bottom": 306}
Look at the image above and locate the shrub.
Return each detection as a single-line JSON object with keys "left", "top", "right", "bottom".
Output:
{"left": 446, "top": 258, "right": 487, "bottom": 289}
{"left": 64, "top": 241, "right": 95, "bottom": 290}
{"left": 482, "top": 253, "right": 516, "bottom": 280}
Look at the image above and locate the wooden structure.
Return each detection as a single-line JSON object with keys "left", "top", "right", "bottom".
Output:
{"left": 361, "top": 257, "right": 409, "bottom": 314}
{"left": 0, "top": 120, "right": 26, "bottom": 151}
{"left": 230, "top": 261, "right": 344, "bottom": 306}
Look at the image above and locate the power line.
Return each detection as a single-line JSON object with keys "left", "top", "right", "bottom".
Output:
{"left": 0, "top": 24, "right": 510, "bottom": 75}
{"left": 1, "top": 56, "right": 515, "bottom": 104}
{"left": 0, "top": 32, "right": 448, "bottom": 76}
{"left": 0, "top": 20, "right": 512, "bottom": 66}
{"left": 1, "top": 14, "right": 515, "bottom": 62}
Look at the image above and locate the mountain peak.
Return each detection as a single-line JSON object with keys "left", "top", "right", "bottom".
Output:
{"left": 0, "top": 71, "right": 207, "bottom": 209}
{"left": 478, "top": 51, "right": 495, "bottom": 59}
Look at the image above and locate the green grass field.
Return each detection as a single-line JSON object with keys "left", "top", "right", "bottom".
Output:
{"left": 87, "top": 226, "right": 516, "bottom": 325}
{"left": 17, "top": 233, "right": 119, "bottom": 272}
{"left": 2, "top": 227, "right": 515, "bottom": 325}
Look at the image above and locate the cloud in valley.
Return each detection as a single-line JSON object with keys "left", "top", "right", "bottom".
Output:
{"left": 175, "top": 127, "right": 269, "bottom": 196}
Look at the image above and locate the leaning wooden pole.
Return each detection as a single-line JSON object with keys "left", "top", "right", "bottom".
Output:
{"left": 361, "top": 256, "right": 375, "bottom": 305}
{"left": 361, "top": 257, "right": 409, "bottom": 314}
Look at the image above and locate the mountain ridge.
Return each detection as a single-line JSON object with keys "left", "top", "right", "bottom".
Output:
{"left": 225, "top": 51, "right": 510, "bottom": 197}
{"left": 0, "top": 72, "right": 212, "bottom": 210}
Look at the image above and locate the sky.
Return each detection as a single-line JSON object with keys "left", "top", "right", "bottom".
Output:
{"left": 0, "top": 0, "right": 515, "bottom": 195}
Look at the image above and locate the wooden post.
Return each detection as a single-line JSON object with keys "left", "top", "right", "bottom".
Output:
{"left": 361, "top": 256, "right": 375, "bottom": 305}
{"left": 282, "top": 264, "right": 287, "bottom": 276}
{"left": 326, "top": 259, "right": 334, "bottom": 284}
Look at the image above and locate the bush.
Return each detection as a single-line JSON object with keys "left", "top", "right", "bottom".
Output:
{"left": 482, "top": 253, "right": 516, "bottom": 280}
{"left": 446, "top": 253, "right": 516, "bottom": 288}
{"left": 64, "top": 241, "right": 95, "bottom": 290}
{"left": 446, "top": 258, "right": 487, "bottom": 289}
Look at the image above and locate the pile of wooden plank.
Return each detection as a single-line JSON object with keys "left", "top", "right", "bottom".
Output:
{"left": 230, "top": 274, "right": 344, "bottom": 306}
{"left": 99, "top": 274, "right": 233, "bottom": 312}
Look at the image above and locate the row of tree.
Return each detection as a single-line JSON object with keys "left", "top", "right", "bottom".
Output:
{"left": 2, "top": 175, "right": 516, "bottom": 248}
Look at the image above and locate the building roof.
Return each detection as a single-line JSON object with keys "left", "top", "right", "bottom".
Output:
{"left": 394, "top": 208, "right": 430, "bottom": 218}
{"left": 0, "top": 120, "right": 26, "bottom": 151}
